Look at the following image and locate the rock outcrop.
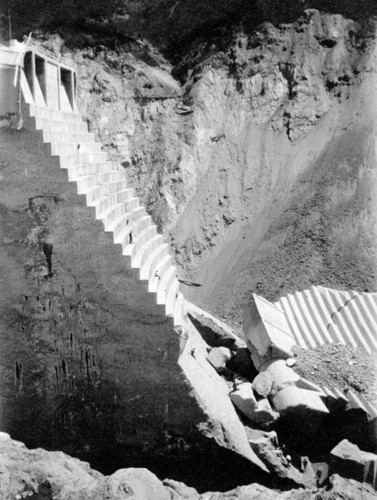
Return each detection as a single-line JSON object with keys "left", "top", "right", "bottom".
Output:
{"left": 330, "top": 440, "right": 377, "bottom": 489}
{"left": 1, "top": 432, "right": 377, "bottom": 500}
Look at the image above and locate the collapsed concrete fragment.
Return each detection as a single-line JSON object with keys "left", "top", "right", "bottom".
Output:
{"left": 243, "top": 294, "right": 296, "bottom": 370}
{"left": 243, "top": 288, "right": 377, "bottom": 423}
{"left": 229, "top": 381, "right": 278, "bottom": 425}
{"left": 248, "top": 431, "right": 317, "bottom": 488}
{"left": 330, "top": 440, "right": 377, "bottom": 489}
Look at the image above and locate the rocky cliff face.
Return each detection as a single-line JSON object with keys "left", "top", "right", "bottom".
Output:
{"left": 2, "top": 432, "right": 377, "bottom": 500}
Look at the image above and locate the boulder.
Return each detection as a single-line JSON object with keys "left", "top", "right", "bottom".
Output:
{"left": 261, "top": 359, "right": 301, "bottom": 395}
{"left": 249, "top": 431, "right": 316, "bottom": 488}
{"left": 272, "top": 386, "right": 329, "bottom": 415}
{"left": 207, "top": 347, "right": 233, "bottom": 373}
{"left": 230, "top": 382, "right": 258, "bottom": 420}
{"left": 253, "top": 372, "right": 273, "bottom": 398}
{"left": 251, "top": 398, "right": 279, "bottom": 425}
{"left": 330, "top": 439, "right": 377, "bottom": 489}
{"left": 229, "top": 383, "right": 278, "bottom": 425}
{"left": 256, "top": 360, "right": 328, "bottom": 419}
{"left": 323, "top": 473, "right": 377, "bottom": 500}
{"left": 106, "top": 468, "right": 172, "bottom": 500}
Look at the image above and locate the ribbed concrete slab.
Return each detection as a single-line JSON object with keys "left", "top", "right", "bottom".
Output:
{"left": 275, "top": 286, "right": 377, "bottom": 354}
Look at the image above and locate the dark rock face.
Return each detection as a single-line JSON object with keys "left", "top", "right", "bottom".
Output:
{"left": 1, "top": 432, "right": 377, "bottom": 500}
{"left": 0, "top": 118, "right": 208, "bottom": 480}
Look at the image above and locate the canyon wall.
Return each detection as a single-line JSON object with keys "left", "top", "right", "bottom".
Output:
{"left": 71, "top": 12, "right": 377, "bottom": 331}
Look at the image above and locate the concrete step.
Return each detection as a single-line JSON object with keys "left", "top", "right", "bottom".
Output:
{"left": 344, "top": 293, "right": 377, "bottom": 353}
{"left": 110, "top": 207, "right": 146, "bottom": 242}
{"left": 28, "top": 103, "right": 83, "bottom": 124}
{"left": 35, "top": 117, "right": 87, "bottom": 133}
{"left": 67, "top": 163, "right": 110, "bottom": 182}
{"left": 332, "top": 290, "right": 372, "bottom": 354}
{"left": 57, "top": 151, "right": 108, "bottom": 169}
{"left": 140, "top": 241, "right": 169, "bottom": 281}
{"left": 27, "top": 101, "right": 187, "bottom": 329}
{"left": 99, "top": 198, "right": 139, "bottom": 228}
{"left": 89, "top": 188, "right": 134, "bottom": 214}
{"left": 108, "top": 178, "right": 129, "bottom": 194}
{"left": 86, "top": 184, "right": 109, "bottom": 205}
{"left": 286, "top": 293, "right": 317, "bottom": 349}
{"left": 43, "top": 130, "right": 95, "bottom": 144}
{"left": 51, "top": 141, "right": 102, "bottom": 156}
{"left": 322, "top": 288, "right": 358, "bottom": 350}
{"left": 135, "top": 234, "right": 164, "bottom": 274}
{"left": 296, "top": 291, "right": 330, "bottom": 346}
{"left": 157, "top": 265, "right": 177, "bottom": 305}
{"left": 277, "top": 296, "right": 307, "bottom": 349}
{"left": 166, "top": 278, "right": 179, "bottom": 316}
{"left": 149, "top": 254, "right": 172, "bottom": 293}
{"left": 173, "top": 292, "right": 185, "bottom": 327}
{"left": 76, "top": 170, "right": 124, "bottom": 194}
{"left": 125, "top": 224, "right": 157, "bottom": 262}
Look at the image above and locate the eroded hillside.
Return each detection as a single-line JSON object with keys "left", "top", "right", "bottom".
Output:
{"left": 69, "top": 11, "right": 377, "bottom": 331}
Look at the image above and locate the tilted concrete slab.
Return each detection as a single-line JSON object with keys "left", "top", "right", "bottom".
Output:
{"left": 179, "top": 325, "right": 269, "bottom": 472}
{"left": 275, "top": 286, "right": 377, "bottom": 354}
{"left": 243, "top": 294, "right": 296, "bottom": 369}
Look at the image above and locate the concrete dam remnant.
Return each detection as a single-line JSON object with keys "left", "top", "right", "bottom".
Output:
{"left": 241, "top": 287, "right": 377, "bottom": 466}
{"left": 0, "top": 38, "right": 271, "bottom": 483}
{"left": 2, "top": 34, "right": 377, "bottom": 491}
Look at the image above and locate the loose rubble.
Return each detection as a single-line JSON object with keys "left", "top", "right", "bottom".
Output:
{"left": 197, "top": 288, "right": 377, "bottom": 493}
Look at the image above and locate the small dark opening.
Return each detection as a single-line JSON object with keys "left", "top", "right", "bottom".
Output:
{"left": 23, "top": 51, "right": 33, "bottom": 97}
{"left": 60, "top": 67, "right": 74, "bottom": 110}
{"left": 35, "top": 55, "right": 46, "bottom": 103}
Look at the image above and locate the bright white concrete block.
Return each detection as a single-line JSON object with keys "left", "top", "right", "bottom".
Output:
{"left": 243, "top": 294, "right": 296, "bottom": 369}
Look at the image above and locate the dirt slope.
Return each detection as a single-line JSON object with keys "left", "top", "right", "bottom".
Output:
{"left": 169, "top": 13, "right": 377, "bottom": 330}
{"left": 68, "top": 11, "right": 377, "bottom": 332}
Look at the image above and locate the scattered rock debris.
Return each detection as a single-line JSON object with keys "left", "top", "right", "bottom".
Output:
{"left": 292, "top": 343, "right": 377, "bottom": 408}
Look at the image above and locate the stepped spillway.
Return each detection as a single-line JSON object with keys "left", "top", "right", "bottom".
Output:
{"left": 275, "top": 285, "right": 377, "bottom": 355}
{"left": 26, "top": 102, "right": 186, "bottom": 329}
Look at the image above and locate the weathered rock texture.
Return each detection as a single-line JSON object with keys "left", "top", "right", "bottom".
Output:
{"left": 55, "top": 11, "right": 377, "bottom": 333}
{"left": 0, "top": 115, "right": 266, "bottom": 489}
{"left": 1, "top": 432, "right": 377, "bottom": 500}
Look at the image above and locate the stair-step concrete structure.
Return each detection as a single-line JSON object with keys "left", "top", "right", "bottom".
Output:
{"left": 244, "top": 287, "right": 377, "bottom": 422}
{"left": 24, "top": 101, "right": 186, "bottom": 328}
{"left": 275, "top": 286, "right": 377, "bottom": 354}
{"left": 0, "top": 38, "right": 186, "bottom": 329}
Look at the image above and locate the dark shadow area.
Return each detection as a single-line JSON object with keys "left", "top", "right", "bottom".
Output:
{"left": 5, "top": 375, "right": 274, "bottom": 493}
{"left": 4, "top": 0, "right": 377, "bottom": 65}
{"left": 274, "top": 406, "right": 376, "bottom": 461}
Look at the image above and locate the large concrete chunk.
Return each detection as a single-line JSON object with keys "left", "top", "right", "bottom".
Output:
{"left": 330, "top": 439, "right": 377, "bottom": 489}
{"left": 261, "top": 359, "right": 300, "bottom": 395}
{"left": 252, "top": 372, "right": 273, "bottom": 398}
{"left": 229, "top": 382, "right": 278, "bottom": 425}
{"left": 230, "top": 382, "right": 258, "bottom": 419}
{"left": 207, "top": 346, "right": 233, "bottom": 373}
{"left": 249, "top": 431, "right": 316, "bottom": 488}
{"left": 272, "top": 386, "right": 329, "bottom": 414}
{"left": 243, "top": 294, "right": 296, "bottom": 369}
